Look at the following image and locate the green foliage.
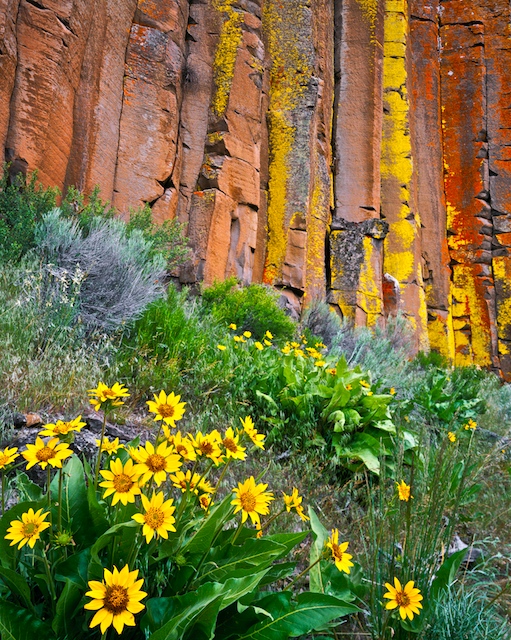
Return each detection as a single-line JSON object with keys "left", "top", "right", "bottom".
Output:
{"left": 126, "top": 205, "right": 190, "bottom": 271}
{"left": 0, "top": 169, "right": 58, "bottom": 263}
{"left": 0, "top": 389, "right": 358, "bottom": 639}
{"left": 201, "top": 277, "right": 296, "bottom": 342}
{"left": 423, "top": 585, "right": 510, "bottom": 640}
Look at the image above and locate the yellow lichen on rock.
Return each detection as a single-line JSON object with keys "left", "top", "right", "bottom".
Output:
{"left": 212, "top": 0, "right": 244, "bottom": 116}
{"left": 358, "top": 236, "right": 382, "bottom": 326}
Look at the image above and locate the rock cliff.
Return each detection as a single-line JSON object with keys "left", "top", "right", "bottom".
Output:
{"left": 1, "top": 0, "right": 511, "bottom": 375}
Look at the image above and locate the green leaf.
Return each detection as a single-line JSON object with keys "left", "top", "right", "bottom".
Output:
{"left": 181, "top": 494, "right": 235, "bottom": 556}
{"left": 0, "top": 601, "right": 56, "bottom": 639}
{"left": 15, "top": 472, "right": 43, "bottom": 502}
{"left": 308, "top": 507, "right": 329, "bottom": 593}
{"left": 144, "top": 573, "right": 269, "bottom": 639}
{"left": 198, "top": 538, "right": 287, "bottom": 583}
{"left": 429, "top": 548, "right": 468, "bottom": 602}
{"left": 50, "top": 457, "right": 94, "bottom": 547}
{"left": 90, "top": 520, "right": 138, "bottom": 568}
{"left": 237, "top": 591, "right": 358, "bottom": 639}
{"left": 0, "top": 567, "right": 34, "bottom": 612}
{"left": 52, "top": 581, "right": 83, "bottom": 636}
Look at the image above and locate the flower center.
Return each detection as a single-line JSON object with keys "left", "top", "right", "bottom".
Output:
{"left": 0, "top": 454, "right": 8, "bottom": 466}
{"left": 146, "top": 454, "right": 166, "bottom": 472}
{"left": 103, "top": 389, "right": 117, "bottom": 399}
{"left": 176, "top": 444, "right": 188, "bottom": 457}
{"left": 21, "top": 522, "right": 38, "bottom": 538}
{"left": 112, "top": 473, "right": 134, "bottom": 493}
{"left": 158, "top": 404, "right": 175, "bottom": 418}
{"left": 331, "top": 544, "right": 344, "bottom": 562}
{"left": 57, "top": 423, "right": 71, "bottom": 434}
{"left": 104, "top": 585, "right": 130, "bottom": 614}
{"left": 223, "top": 438, "right": 238, "bottom": 453}
{"left": 36, "top": 446, "right": 54, "bottom": 462}
{"left": 200, "top": 441, "right": 214, "bottom": 455}
{"left": 239, "top": 491, "right": 256, "bottom": 512}
{"left": 395, "top": 591, "right": 411, "bottom": 608}
{"left": 144, "top": 507, "right": 165, "bottom": 529}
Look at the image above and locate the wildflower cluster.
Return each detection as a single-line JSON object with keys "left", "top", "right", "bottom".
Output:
{"left": 4, "top": 384, "right": 357, "bottom": 638}
{"left": 281, "top": 335, "right": 328, "bottom": 367}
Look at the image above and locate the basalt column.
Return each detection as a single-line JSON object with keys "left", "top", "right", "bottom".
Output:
{"left": 262, "top": 0, "right": 334, "bottom": 311}
{"left": 180, "top": 0, "right": 266, "bottom": 286}
{"left": 381, "top": 0, "right": 428, "bottom": 349}
{"left": 409, "top": 0, "right": 453, "bottom": 359}
{"left": 329, "top": 0, "right": 388, "bottom": 327}
{"left": 440, "top": 1, "right": 496, "bottom": 369}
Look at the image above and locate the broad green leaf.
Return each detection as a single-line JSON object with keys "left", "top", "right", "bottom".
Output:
{"left": 52, "top": 581, "right": 83, "bottom": 636}
{"left": 15, "top": 472, "right": 43, "bottom": 502}
{"left": 144, "top": 573, "right": 269, "bottom": 639}
{"left": 180, "top": 494, "right": 235, "bottom": 556}
{"left": 90, "top": 520, "right": 138, "bottom": 568}
{"left": 308, "top": 507, "right": 329, "bottom": 593}
{"left": 0, "top": 601, "right": 56, "bottom": 639}
{"left": 429, "top": 548, "right": 468, "bottom": 602}
{"left": 198, "top": 538, "right": 287, "bottom": 583}
{"left": 237, "top": 591, "right": 358, "bottom": 640}
{"left": 0, "top": 567, "right": 34, "bottom": 612}
{"left": 54, "top": 548, "right": 91, "bottom": 589}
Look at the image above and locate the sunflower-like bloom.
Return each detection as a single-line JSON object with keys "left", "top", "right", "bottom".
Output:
{"left": 326, "top": 529, "right": 354, "bottom": 574}
{"left": 39, "top": 416, "right": 86, "bottom": 437}
{"left": 23, "top": 437, "right": 73, "bottom": 470}
{"left": 282, "top": 487, "right": 310, "bottom": 521}
{"left": 193, "top": 430, "right": 224, "bottom": 465}
{"left": 396, "top": 480, "right": 412, "bottom": 502}
{"left": 169, "top": 469, "right": 214, "bottom": 494}
{"left": 232, "top": 476, "right": 274, "bottom": 527}
{"left": 84, "top": 565, "right": 147, "bottom": 634}
{"left": 96, "top": 437, "right": 123, "bottom": 455}
{"left": 5, "top": 508, "right": 50, "bottom": 549}
{"left": 134, "top": 441, "right": 181, "bottom": 486}
{"left": 132, "top": 492, "right": 176, "bottom": 544}
{"left": 222, "top": 427, "right": 246, "bottom": 460}
{"left": 199, "top": 494, "right": 213, "bottom": 510}
{"left": 167, "top": 431, "right": 197, "bottom": 461}
{"left": 240, "top": 416, "right": 265, "bottom": 450}
{"left": 147, "top": 390, "right": 186, "bottom": 427}
{"left": 0, "top": 446, "right": 19, "bottom": 470}
{"left": 99, "top": 458, "right": 142, "bottom": 506}
{"left": 88, "top": 382, "right": 130, "bottom": 412}
{"left": 448, "top": 431, "right": 457, "bottom": 443}
{"left": 383, "top": 577, "right": 423, "bottom": 620}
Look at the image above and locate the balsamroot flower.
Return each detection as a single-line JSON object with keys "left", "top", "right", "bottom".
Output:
{"left": 99, "top": 458, "right": 142, "bottom": 506}
{"left": 0, "top": 446, "right": 19, "bottom": 469}
{"left": 232, "top": 476, "right": 274, "bottom": 527}
{"left": 134, "top": 441, "right": 181, "bottom": 486}
{"left": 282, "top": 487, "right": 310, "bottom": 521}
{"left": 23, "top": 437, "right": 72, "bottom": 470}
{"left": 396, "top": 480, "right": 412, "bottom": 502}
{"left": 132, "top": 492, "right": 176, "bottom": 544}
{"left": 383, "top": 577, "right": 423, "bottom": 620}
{"left": 84, "top": 565, "right": 147, "bottom": 634}
{"left": 222, "top": 427, "right": 246, "bottom": 460}
{"left": 326, "top": 529, "right": 354, "bottom": 574}
{"left": 5, "top": 508, "right": 50, "bottom": 549}
{"left": 88, "top": 382, "right": 129, "bottom": 412}
{"left": 240, "top": 416, "right": 265, "bottom": 450}
{"left": 39, "top": 416, "right": 86, "bottom": 437}
{"left": 146, "top": 390, "right": 186, "bottom": 427}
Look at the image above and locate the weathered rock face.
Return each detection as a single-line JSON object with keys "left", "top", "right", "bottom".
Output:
{"left": 2, "top": 0, "right": 511, "bottom": 376}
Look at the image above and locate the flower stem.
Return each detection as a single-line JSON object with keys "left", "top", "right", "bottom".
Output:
{"left": 57, "top": 467, "right": 63, "bottom": 532}
{"left": 231, "top": 519, "right": 244, "bottom": 545}
{"left": 1, "top": 471, "right": 5, "bottom": 513}
{"left": 94, "top": 413, "right": 108, "bottom": 491}
{"left": 261, "top": 508, "right": 286, "bottom": 533}
{"left": 283, "top": 555, "right": 323, "bottom": 591}
{"left": 42, "top": 547, "right": 57, "bottom": 614}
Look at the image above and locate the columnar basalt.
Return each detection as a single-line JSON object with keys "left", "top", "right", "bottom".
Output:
{"left": 2, "top": 0, "right": 511, "bottom": 376}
